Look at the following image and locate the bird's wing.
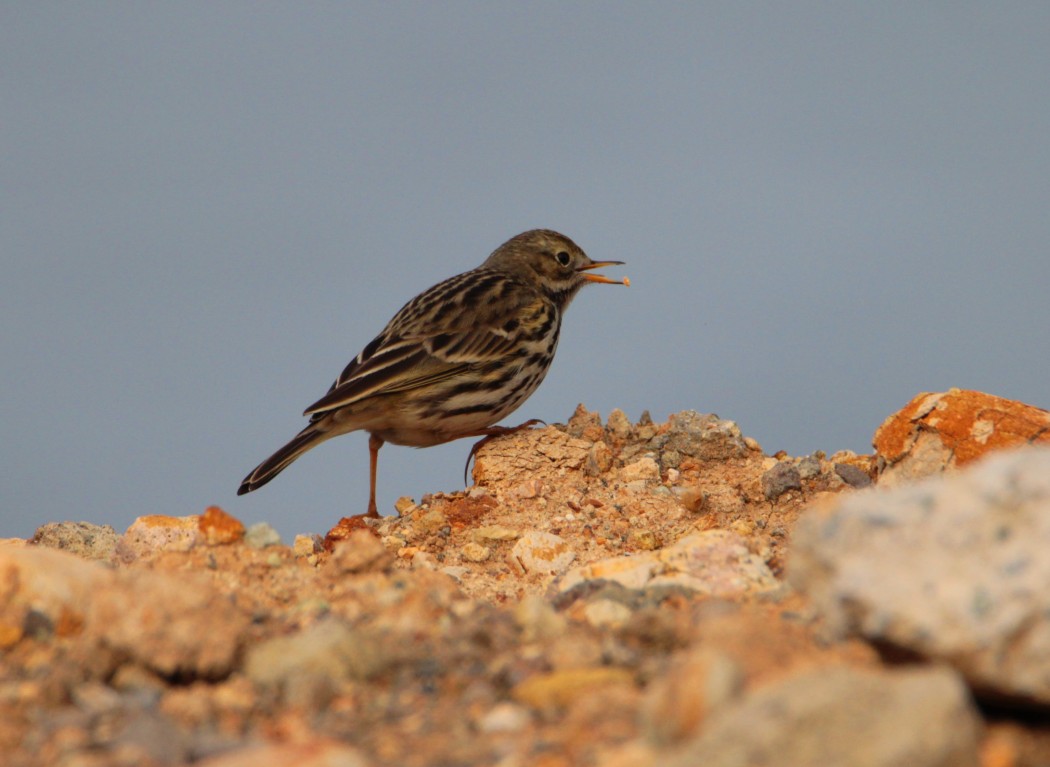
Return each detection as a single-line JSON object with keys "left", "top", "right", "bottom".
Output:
{"left": 304, "top": 271, "right": 549, "bottom": 416}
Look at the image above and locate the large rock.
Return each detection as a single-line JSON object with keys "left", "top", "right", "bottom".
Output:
{"left": 874, "top": 389, "right": 1050, "bottom": 485}
{"left": 791, "top": 447, "right": 1050, "bottom": 706}
{"left": 0, "top": 546, "right": 249, "bottom": 678}
{"left": 662, "top": 666, "right": 979, "bottom": 767}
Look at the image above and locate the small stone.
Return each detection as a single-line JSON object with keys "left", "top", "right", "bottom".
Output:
{"left": 198, "top": 506, "right": 246, "bottom": 546}
{"left": 244, "top": 522, "right": 283, "bottom": 549}
{"left": 674, "top": 486, "right": 707, "bottom": 514}
{"left": 567, "top": 403, "right": 605, "bottom": 441}
{"left": 743, "top": 436, "right": 763, "bottom": 452}
{"left": 663, "top": 411, "right": 748, "bottom": 461}
{"left": 621, "top": 457, "right": 660, "bottom": 483}
{"left": 30, "top": 521, "right": 119, "bottom": 562}
{"left": 585, "top": 440, "right": 614, "bottom": 476}
{"left": 394, "top": 496, "right": 418, "bottom": 516}
{"left": 761, "top": 462, "right": 802, "bottom": 501}
{"left": 511, "top": 531, "right": 576, "bottom": 574}
{"left": 473, "top": 525, "right": 520, "bottom": 541}
{"left": 660, "top": 449, "right": 682, "bottom": 469}
{"left": 512, "top": 478, "right": 545, "bottom": 499}
{"left": 116, "top": 515, "right": 201, "bottom": 562}
{"left": 415, "top": 509, "right": 448, "bottom": 534}
{"left": 797, "top": 455, "right": 822, "bottom": 479}
{"left": 606, "top": 408, "right": 633, "bottom": 440}
{"left": 834, "top": 462, "right": 872, "bottom": 488}
{"left": 477, "top": 701, "right": 531, "bottom": 733}
{"left": 460, "top": 542, "right": 492, "bottom": 563}
{"left": 328, "top": 530, "right": 394, "bottom": 574}
{"left": 293, "top": 534, "right": 322, "bottom": 557}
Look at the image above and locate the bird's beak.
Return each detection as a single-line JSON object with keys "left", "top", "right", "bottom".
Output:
{"left": 577, "top": 260, "right": 629, "bottom": 285}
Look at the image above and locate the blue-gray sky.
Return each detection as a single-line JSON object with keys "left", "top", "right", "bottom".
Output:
{"left": 4, "top": 5, "right": 1048, "bottom": 541}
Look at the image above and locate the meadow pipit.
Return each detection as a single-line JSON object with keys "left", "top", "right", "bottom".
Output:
{"left": 238, "top": 229, "right": 628, "bottom": 516}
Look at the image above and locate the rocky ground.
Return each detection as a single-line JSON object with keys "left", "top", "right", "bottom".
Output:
{"left": 3, "top": 388, "right": 1050, "bottom": 767}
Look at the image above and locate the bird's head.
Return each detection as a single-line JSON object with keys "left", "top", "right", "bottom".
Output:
{"left": 484, "top": 229, "right": 627, "bottom": 308}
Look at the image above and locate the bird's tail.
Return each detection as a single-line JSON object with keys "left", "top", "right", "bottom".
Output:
{"left": 238, "top": 422, "right": 332, "bottom": 495}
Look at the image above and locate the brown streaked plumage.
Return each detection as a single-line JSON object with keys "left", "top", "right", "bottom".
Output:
{"left": 237, "top": 229, "right": 627, "bottom": 516}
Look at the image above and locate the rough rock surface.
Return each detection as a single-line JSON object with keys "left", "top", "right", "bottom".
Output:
{"left": 4, "top": 397, "right": 1050, "bottom": 766}
{"left": 874, "top": 388, "right": 1050, "bottom": 485}
{"left": 661, "top": 666, "right": 979, "bottom": 767}
{"left": 792, "top": 446, "right": 1050, "bottom": 706}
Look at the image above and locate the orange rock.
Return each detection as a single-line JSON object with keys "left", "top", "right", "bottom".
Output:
{"left": 874, "top": 389, "right": 1050, "bottom": 485}
{"left": 198, "top": 506, "right": 246, "bottom": 546}
{"left": 323, "top": 515, "right": 377, "bottom": 551}
{"left": 116, "top": 514, "right": 202, "bottom": 562}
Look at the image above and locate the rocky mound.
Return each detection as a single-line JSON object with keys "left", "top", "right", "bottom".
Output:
{"left": 2, "top": 390, "right": 1050, "bottom": 766}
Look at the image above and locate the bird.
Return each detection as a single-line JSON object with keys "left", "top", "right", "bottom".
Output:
{"left": 237, "top": 229, "right": 628, "bottom": 517}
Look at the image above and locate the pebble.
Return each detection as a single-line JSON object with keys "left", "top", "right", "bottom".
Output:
{"left": 30, "top": 521, "right": 119, "bottom": 562}
{"left": 629, "top": 530, "right": 660, "bottom": 550}
{"left": 472, "top": 525, "right": 520, "bottom": 541}
{"left": 244, "top": 522, "right": 283, "bottom": 549}
{"left": 585, "top": 440, "right": 614, "bottom": 476}
{"left": 394, "top": 496, "right": 419, "bottom": 516}
{"left": 761, "top": 462, "right": 802, "bottom": 501}
{"left": 477, "top": 701, "right": 532, "bottom": 734}
{"left": 674, "top": 486, "right": 707, "bottom": 513}
{"left": 293, "top": 534, "right": 322, "bottom": 557}
{"left": 415, "top": 510, "right": 448, "bottom": 534}
{"left": 328, "top": 530, "right": 394, "bottom": 574}
{"left": 663, "top": 411, "right": 748, "bottom": 461}
{"left": 606, "top": 408, "right": 633, "bottom": 440}
{"left": 116, "top": 515, "right": 201, "bottom": 562}
{"left": 620, "top": 457, "right": 660, "bottom": 483}
{"left": 792, "top": 456, "right": 817, "bottom": 480}
{"left": 460, "top": 542, "right": 492, "bottom": 563}
{"left": 198, "top": 506, "right": 246, "bottom": 546}
{"left": 834, "top": 462, "right": 872, "bottom": 488}
{"left": 511, "top": 531, "right": 576, "bottom": 575}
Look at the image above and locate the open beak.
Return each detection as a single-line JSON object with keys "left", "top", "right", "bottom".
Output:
{"left": 577, "top": 260, "right": 630, "bottom": 286}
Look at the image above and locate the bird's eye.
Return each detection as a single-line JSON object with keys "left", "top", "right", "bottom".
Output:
{"left": 555, "top": 251, "right": 571, "bottom": 267}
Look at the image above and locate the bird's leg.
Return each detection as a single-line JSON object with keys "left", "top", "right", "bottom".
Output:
{"left": 367, "top": 433, "right": 384, "bottom": 518}
{"left": 462, "top": 419, "right": 547, "bottom": 484}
